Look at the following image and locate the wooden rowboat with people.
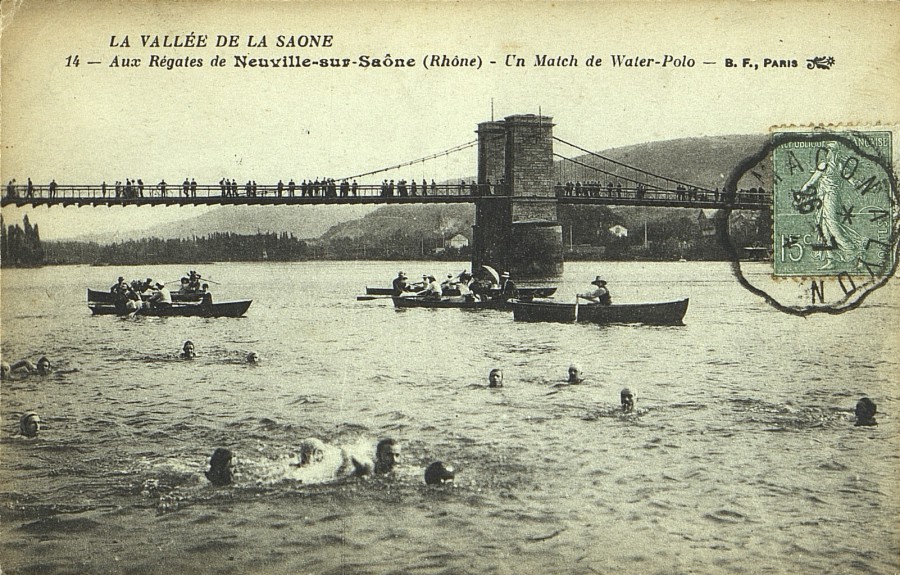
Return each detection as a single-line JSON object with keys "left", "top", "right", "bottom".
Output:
{"left": 391, "top": 295, "right": 512, "bottom": 310}
{"left": 87, "top": 288, "right": 204, "bottom": 304}
{"left": 367, "top": 285, "right": 557, "bottom": 298}
{"left": 510, "top": 298, "right": 689, "bottom": 326}
{"left": 88, "top": 299, "right": 252, "bottom": 318}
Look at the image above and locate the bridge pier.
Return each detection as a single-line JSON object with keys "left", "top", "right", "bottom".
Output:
{"left": 473, "top": 114, "right": 564, "bottom": 279}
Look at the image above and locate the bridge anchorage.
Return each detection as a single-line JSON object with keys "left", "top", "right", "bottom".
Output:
{"left": 3, "top": 114, "right": 770, "bottom": 278}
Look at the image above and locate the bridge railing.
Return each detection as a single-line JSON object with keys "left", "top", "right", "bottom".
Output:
{"left": 554, "top": 184, "right": 771, "bottom": 207}
{"left": 2, "top": 181, "right": 509, "bottom": 201}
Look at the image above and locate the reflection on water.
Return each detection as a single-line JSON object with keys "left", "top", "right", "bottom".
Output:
{"left": 1, "top": 261, "right": 898, "bottom": 575}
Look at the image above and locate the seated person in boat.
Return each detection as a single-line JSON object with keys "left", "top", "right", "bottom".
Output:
{"left": 110, "top": 276, "right": 128, "bottom": 295}
{"left": 123, "top": 285, "right": 144, "bottom": 312}
{"left": 456, "top": 272, "right": 476, "bottom": 302}
{"left": 488, "top": 368, "right": 504, "bottom": 388}
{"left": 200, "top": 287, "right": 213, "bottom": 306}
{"left": 498, "top": 272, "right": 518, "bottom": 300}
{"left": 579, "top": 276, "right": 612, "bottom": 305}
{"left": 855, "top": 397, "right": 877, "bottom": 426}
{"left": 392, "top": 271, "right": 410, "bottom": 296}
{"left": 440, "top": 273, "right": 458, "bottom": 292}
{"left": 178, "top": 277, "right": 191, "bottom": 293}
{"left": 148, "top": 282, "right": 173, "bottom": 308}
{"left": 419, "top": 275, "right": 443, "bottom": 301}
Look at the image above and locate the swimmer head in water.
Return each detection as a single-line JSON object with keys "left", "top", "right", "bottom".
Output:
{"left": 246, "top": 351, "right": 260, "bottom": 364}
{"left": 19, "top": 412, "right": 41, "bottom": 437}
{"left": 424, "top": 461, "right": 455, "bottom": 485}
{"left": 374, "top": 438, "right": 401, "bottom": 474}
{"left": 488, "top": 368, "right": 503, "bottom": 388}
{"left": 297, "top": 438, "right": 327, "bottom": 466}
{"left": 855, "top": 397, "right": 877, "bottom": 427}
{"left": 1, "top": 362, "right": 10, "bottom": 380}
{"left": 181, "top": 340, "right": 195, "bottom": 359}
{"left": 567, "top": 363, "right": 583, "bottom": 384}
{"left": 36, "top": 356, "right": 52, "bottom": 375}
{"left": 621, "top": 388, "right": 635, "bottom": 413}
{"left": 205, "top": 447, "right": 234, "bottom": 486}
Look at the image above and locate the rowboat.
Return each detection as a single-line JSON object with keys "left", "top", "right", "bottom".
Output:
{"left": 88, "top": 300, "right": 252, "bottom": 318}
{"left": 511, "top": 298, "right": 689, "bottom": 326}
{"left": 391, "top": 296, "right": 510, "bottom": 310}
{"left": 88, "top": 288, "right": 203, "bottom": 304}
{"left": 368, "top": 286, "right": 557, "bottom": 298}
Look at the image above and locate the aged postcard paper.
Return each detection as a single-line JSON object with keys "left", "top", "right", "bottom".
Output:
{"left": 2, "top": 2, "right": 898, "bottom": 574}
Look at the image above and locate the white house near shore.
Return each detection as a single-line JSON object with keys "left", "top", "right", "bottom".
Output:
{"left": 447, "top": 234, "right": 470, "bottom": 249}
{"left": 608, "top": 225, "right": 628, "bottom": 238}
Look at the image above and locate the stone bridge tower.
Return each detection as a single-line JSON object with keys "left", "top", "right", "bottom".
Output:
{"left": 472, "top": 114, "right": 563, "bottom": 278}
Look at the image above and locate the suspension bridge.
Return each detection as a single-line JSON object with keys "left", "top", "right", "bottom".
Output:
{"left": 1, "top": 114, "right": 769, "bottom": 276}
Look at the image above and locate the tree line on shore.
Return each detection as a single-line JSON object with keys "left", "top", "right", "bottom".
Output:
{"left": 1, "top": 206, "right": 771, "bottom": 268}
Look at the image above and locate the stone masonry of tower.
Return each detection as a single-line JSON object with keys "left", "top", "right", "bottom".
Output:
{"left": 472, "top": 114, "right": 564, "bottom": 278}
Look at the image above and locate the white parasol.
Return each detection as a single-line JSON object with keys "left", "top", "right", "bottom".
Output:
{"left": 481, "top": 265, "right": 501, "bottom": 285}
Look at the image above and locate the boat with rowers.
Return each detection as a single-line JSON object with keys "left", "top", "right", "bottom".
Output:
{"left": 510, "top": 298, "right": 689, "bottom": 326}
{"left": 88, "top": 288, "right": 203, "bottom": 304}
{"left": 367, "top": 285, "right": 556, "bottom": 298}
{"left": 89, "top": 299, "right": 252, "bottom": 318}
{"left": 391, "top": 295, "right": 512, "bottom": 310}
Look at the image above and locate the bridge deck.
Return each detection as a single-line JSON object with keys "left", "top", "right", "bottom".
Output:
{"left": 1, "top": 183, "right": 770, "bottom": 210}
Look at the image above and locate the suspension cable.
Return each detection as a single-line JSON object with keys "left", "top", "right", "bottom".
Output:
{"left": 553, "top": 136, "right": 713, "bottom": 192}
{"left": 341, "top": 140, "right": 478, "bottom": 180}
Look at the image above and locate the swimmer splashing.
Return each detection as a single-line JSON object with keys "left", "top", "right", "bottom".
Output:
{"left": 797, "top": 141, "right": 866, "bottom": 270}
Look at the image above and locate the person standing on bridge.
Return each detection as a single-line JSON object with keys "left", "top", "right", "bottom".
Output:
{"left": 190, "top": 178, "right": 197, "bottom": 197}
{"left": 48, "top": 179, "right": 58, "bottom": 198}
{"left": 26, "top": 177, "right": 34, "bottom": 198}
{"left": 289, "top": 179, "right": 296, "bottom": 197}
{"left": 431, "top": 179, "right": 437, "bottom": 195}
{"left": 352, "top": 180, "right": 358, "bottom": 196}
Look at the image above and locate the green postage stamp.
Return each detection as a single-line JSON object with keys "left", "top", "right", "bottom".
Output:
{"left": 772, "top": 132, "right": 894, "bottom": 277}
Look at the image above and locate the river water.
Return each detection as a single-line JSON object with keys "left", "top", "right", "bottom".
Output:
{"left": 1, "top": 260, "right": 897, "bottom": 575}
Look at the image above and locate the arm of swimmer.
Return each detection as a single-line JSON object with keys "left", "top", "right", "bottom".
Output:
{"left": 350, "top": 456, "right": 373, "bottom": 477}
{"left": 10, "top": 360, "right": 36, "bottom": 372}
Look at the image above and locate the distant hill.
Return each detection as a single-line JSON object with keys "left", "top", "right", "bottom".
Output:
{"left": 564, "top": 133, "right": 769, "bottom": 190}
{"left": 78, "top": 204, "right": 376, "bottom": 244}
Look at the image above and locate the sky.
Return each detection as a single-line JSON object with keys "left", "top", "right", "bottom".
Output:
{"left": 2, "top": 1, "right": 899, "bottom": 240}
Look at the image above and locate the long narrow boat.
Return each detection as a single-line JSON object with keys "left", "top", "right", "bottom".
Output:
{"left": 369, "top": 286, "right": 557, "bottom": 298}
{"left": 391, "top": 296, "right": 510, "bottom": 310}
{"left": 88, "top": 300, "right": 252, "bottom": 318}
{"left": 88, "top": 288, "right": 203, "bottom": 304}
{"left": 511, "top": 298, "right": 689, "bottom": 326}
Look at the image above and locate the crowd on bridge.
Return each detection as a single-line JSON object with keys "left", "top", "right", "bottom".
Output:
{"left": 554, "top": 180, "right": 768, "bottom": 204}
{"left": 3, "top": 176, "right": 768, "bottom": 204}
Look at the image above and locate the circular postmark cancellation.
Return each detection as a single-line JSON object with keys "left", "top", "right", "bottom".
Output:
{"left": 717, "top": 129, "right": 898, "bottom": 315}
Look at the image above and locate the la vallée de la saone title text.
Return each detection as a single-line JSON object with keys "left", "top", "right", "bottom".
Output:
{"left": 59, "top": 33, "right": 833, "bottom": 71}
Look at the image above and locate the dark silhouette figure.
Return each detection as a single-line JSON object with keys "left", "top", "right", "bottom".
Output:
{"left": 205, "top": 448, "right": 234, "bottom": 486}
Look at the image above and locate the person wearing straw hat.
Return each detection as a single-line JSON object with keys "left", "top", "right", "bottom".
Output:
{"left": 579, "top": 276, "right": 612, "bottom": 305}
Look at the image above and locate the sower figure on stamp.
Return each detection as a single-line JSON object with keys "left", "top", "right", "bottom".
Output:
{"left": 798, "top": 141, "right": 866, "bottom": 270}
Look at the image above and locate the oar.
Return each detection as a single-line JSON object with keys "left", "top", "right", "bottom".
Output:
{"left": 356, "top": 295, "right": 392, "bottom": 301}
{"left": 574, "top": 295, "right": 580, "bottom": 323}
